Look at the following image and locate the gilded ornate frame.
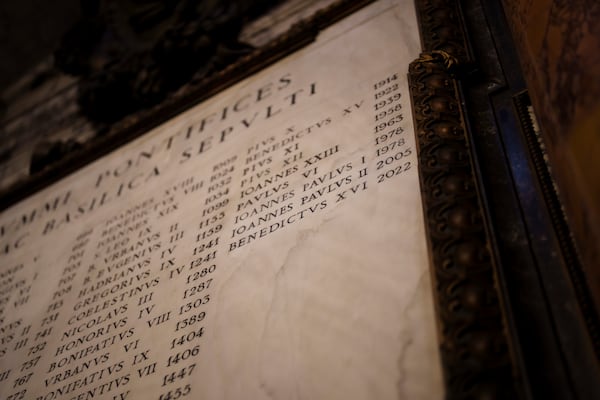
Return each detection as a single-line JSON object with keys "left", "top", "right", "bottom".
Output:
{"left": 409, "top": 1, "right": 599, "bottom": 399}
{"left": 409, "top": 50, "right": 516, "bottom": 398}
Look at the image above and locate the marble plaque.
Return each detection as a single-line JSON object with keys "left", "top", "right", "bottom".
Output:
{"left": 0, "top": 1, "right": 443, "bottom": 399}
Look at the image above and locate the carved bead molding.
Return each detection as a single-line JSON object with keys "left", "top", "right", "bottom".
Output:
{"left": 410, "top": 0, "right": 518, "bottom": 397}
{"left": 408, "top": 51, "right": 516, "bottom": 399}
{"left": 413, "top": 0, "right": 469, "bottom": 63}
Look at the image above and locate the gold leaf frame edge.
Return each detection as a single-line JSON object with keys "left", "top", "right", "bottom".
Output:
{"left": 409, "top": 1, "right": 518, "bottom": 398}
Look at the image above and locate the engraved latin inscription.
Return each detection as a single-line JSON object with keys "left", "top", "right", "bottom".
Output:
{"left": 0, "top": 2, "right": 443, "bottom": 399}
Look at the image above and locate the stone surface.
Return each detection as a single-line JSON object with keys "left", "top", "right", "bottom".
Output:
{"left": 0, "top": 1, "right": 443, "bottom": 399}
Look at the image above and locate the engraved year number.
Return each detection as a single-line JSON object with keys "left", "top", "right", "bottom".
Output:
{"left": 377, "top": 162, "right": 411, "bottom": 183}
{"left": 159, "top": 384, "right": 191, "bottom": 400}
{"left": 373, "top": 73, "right": 398, "bottom": 90}
{"left": 6, "top": 390, "right": 26, "bottom": 400}
{"left": 375, "top": 149, "right": 412, "bottom": 169}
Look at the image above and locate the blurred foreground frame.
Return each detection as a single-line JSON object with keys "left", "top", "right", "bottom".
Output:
{"left": 1, "top": 0, "right": 599, "bottom": 399}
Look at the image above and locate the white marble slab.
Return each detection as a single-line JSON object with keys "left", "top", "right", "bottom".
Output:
{"left": 0, "top": 1, "right": 444, "bottom": 399}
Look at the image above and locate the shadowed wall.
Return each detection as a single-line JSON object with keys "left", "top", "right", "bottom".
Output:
{"left": 502, "top": 0, "right": 600, "bottom": 310}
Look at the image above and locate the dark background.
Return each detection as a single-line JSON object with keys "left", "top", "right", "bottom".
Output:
{"left": 0, "top": 0, "right": 80, "bottom": 92}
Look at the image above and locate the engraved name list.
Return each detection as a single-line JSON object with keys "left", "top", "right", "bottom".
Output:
{"left": 0, "top": 2, "right": 443, "bottom": 399}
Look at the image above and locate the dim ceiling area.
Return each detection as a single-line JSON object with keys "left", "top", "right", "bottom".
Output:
{"left": 0, "top": 0, "right": 81, "bottom": 94}
{"left": 0, "top": 0, "right": 333, "bottom": 201}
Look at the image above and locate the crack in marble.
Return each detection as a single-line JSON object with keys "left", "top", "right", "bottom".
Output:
{"left": 211, "top": 254, "right": 249, "bottom": 400}
{"left": 258, "top": 215, "right": 335, "bottom": 400}
{"left": 396, "top": 270, "right": 428, "bottom": 399}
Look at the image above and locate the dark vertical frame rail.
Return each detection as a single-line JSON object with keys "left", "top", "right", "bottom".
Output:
{"left": 409, "top": 1, "right": 600, "bottom": 399}
{"left": 409, "top": 50, "right": 516, "bottom": 399}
